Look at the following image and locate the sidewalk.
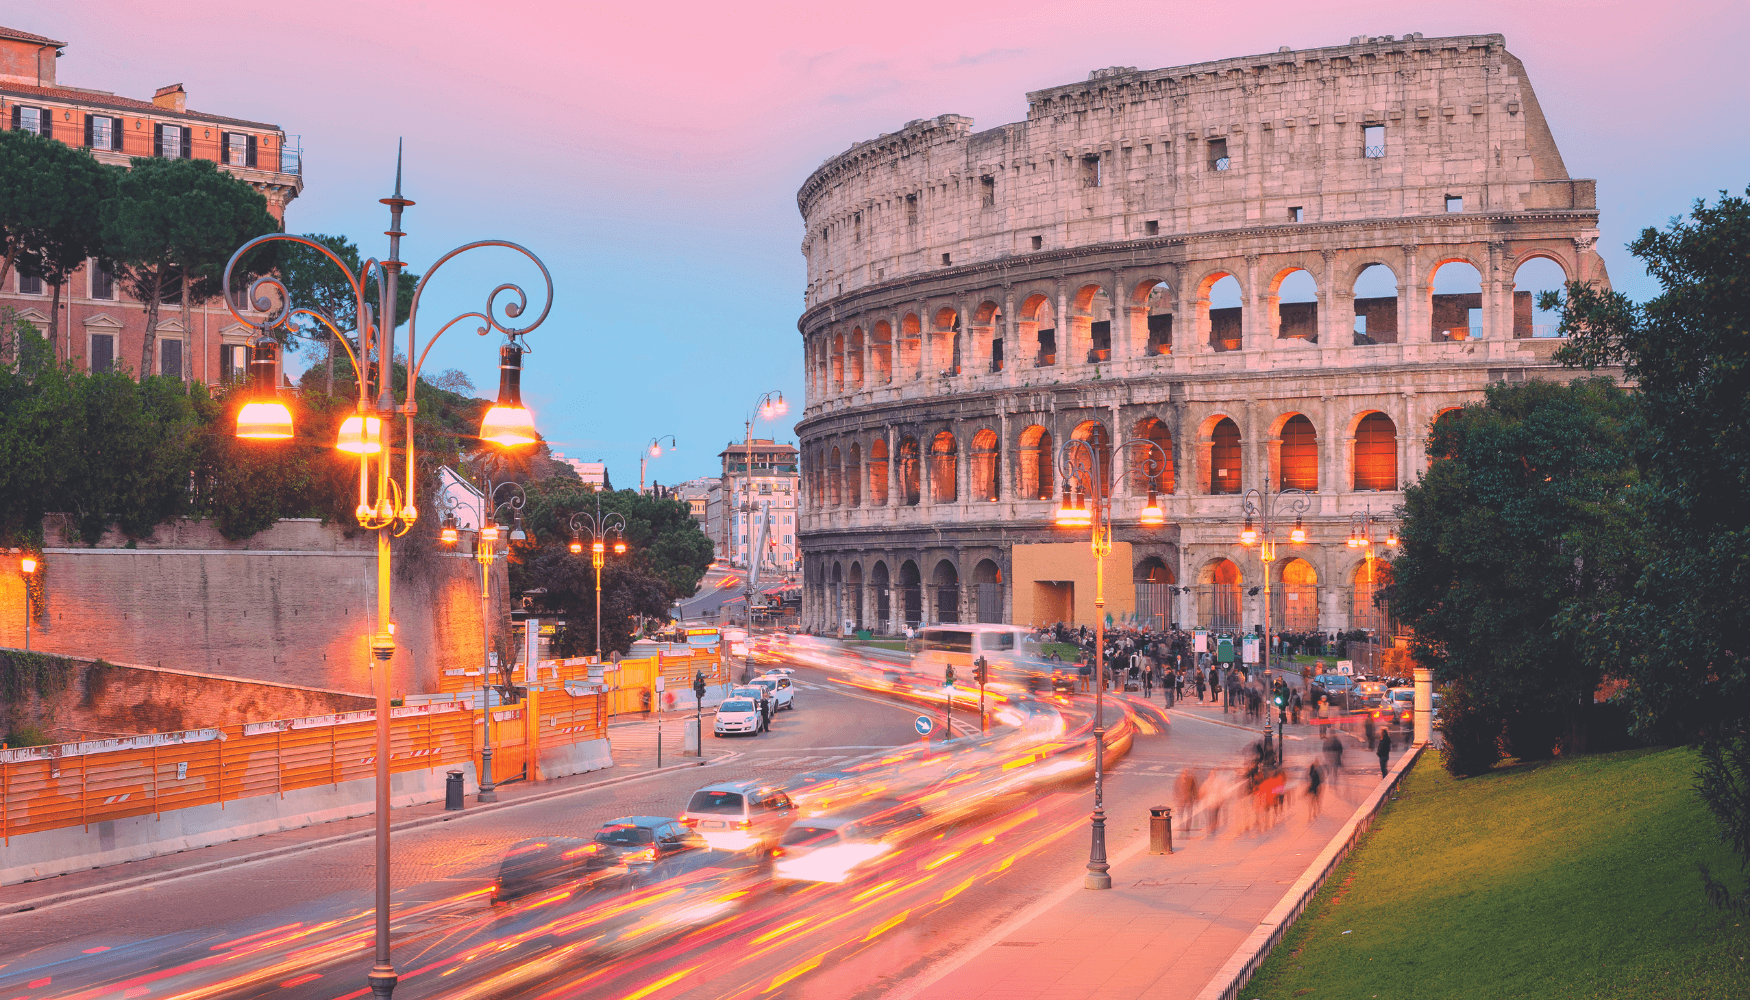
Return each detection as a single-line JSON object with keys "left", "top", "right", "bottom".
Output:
{"left": 900, "top": 739, "right": 1420, "bottom": 1000}
{"left": 0, "top": 720, "right": 704, "bottom": 913}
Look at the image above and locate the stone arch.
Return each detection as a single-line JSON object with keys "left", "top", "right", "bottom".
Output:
{"left": 973, "top": 558, "right": 1003, "bottom": 623}
{"left": 1200, "top": 415, "right": 1241, "bottom": 495}
{"left": 1069, "top": 419, "right": 1112, "bottom": 497}
{"left": 929, "top": 430, "right": 958, "bottom": 503}
{"left": 1196, "top": 270, "right": 1244, "bottom": 352}
{"left": 1351, "top": 559, "right": 1395, "bottom": 632}
{"left": 831, "top": 331, "right": 845, "bottom": 391}
{"left": 871, "top": 319, "right": 893, "bottom": 384}
{"left": 1351, "top": 262, "right": 1399, "bottom": 345}
{"left": 1511, "top": 254, "right": 1568, "bottom": 338}
{"left": 1271, "top": 411, "right": 1318, "bottom": 492}
{"left": 869, "top": 437, "right": 890, "bottom": 505}
{"left": 871, "top": 559, "right": 892, "bottom": 630}
{"left": 897, "top": 435, "right": 921, "bottom": 506}
{"left": 1134, "top": 555, "right": 1177, "bottom": 630}
{"left": 1278, "top": 557, "right": 1319, "bottom": 630}
{"left": 1068, "top": 282, "right": 1113, "bottom": 363}
{"left": 899, "top": 312, "right": 922, "bottom": 382}
{"left": 1429, "top": 257, "right": 1485, "bottom": 342}
{"left": 1135, "top": 556, "right": 1175, "bottom": 583}
{"left": 932, "top": 558, "right": 961, "bottom": 624}
{"left": 1019, "top": 291, "right": 1058, "bottom": 366}
{"left": 847, "top": 327, "right": 865, "bottom": 389}
{"left": 1270, "top": 266, "right": 1320, "bottom": 342}
{"left": 899, "top": 559, "right": 924, "bottom": 628}
{"left": 1017, "top": 424, "right": 1055, "bottom": 500}
{"left": 828, "top": 445, "right": 843, "bottom": 507}
{"left": 1131, "top": 276, "right": 1175, "bottom": 356}
{"left": 1129, "top": 416, "right": 1174, "bottom": 495}
{"left": 1198, "top": 557, "right": 1243, "bottom": 631}
{"left": 970, "top": 427, "right": 999, "bottom": 502}
{"left": 846, "top": 441, "right": 862, "bottom": 507}
{"left": 1352, "top": 411, "right": 1398, "bottom": 491}
{"left": 932, "top": 306, "right": 961, "bottom": 376}
{"left": 972, "top": 299, "right": 1003, "bottom": 373}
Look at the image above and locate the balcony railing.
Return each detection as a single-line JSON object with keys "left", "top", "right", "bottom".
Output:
{"left": 1363, "top": 144, "right": 1385, "bottom": 158}
{"left": 281, "top": 135, "right": 303, "bottom": 176}
{"left": 1210, "top": 156, "right": 1230, "bottom": 171}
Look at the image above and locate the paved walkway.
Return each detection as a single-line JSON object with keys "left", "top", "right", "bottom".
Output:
{"left": 901, "top": 734, "right": 1413, "bottom": 1000}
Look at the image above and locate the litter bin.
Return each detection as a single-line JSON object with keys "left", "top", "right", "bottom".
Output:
{"left": 1149, "top": 805, "right": 1173, "bottom": 854}
{"left": 445, "top": 769, "right": 465, "bottom": 811}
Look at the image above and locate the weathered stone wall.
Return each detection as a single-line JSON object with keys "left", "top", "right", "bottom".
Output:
{"left": 0, "top": 650, "right": 371, "bottom": 742}
{"left": 793, "top": 33, "right": 1612, "bottom": 635}
{"left": 0, "top": 518, "right": 503, "bottom": 697}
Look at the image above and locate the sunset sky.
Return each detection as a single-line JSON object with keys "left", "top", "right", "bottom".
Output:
{"left": 25, "top": 1, "right": 1750, "bottom": 484}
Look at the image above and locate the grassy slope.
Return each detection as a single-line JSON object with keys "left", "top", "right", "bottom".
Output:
{"left": 1245, "top": 747, "right": 1749, "bottom": 999}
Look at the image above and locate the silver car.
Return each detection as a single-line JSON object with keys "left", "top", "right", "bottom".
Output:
{"left": 679, "top": 780, "right": 797, "bottom": 853}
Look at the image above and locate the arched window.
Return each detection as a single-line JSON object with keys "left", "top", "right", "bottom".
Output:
{"left": 1352, "top": 264, "right": 1399, "bottom": 345}
{"left": 929, "top": 432, "right": 958, "bottom": 503}
{"left": 828, "top": 446, "right": 843, "bottom": 507}
{"left": 1354, "top": 413, "right": 1398, "bottom": 491}
{"left": 1142, "top": 280, "right": 1174, "bottom": 355}
{"left": 846, "top": 442, "right": 862, "bottom": 507}
{"left": 868, "top": 438, "right": 890, "bottom": 505}
{"left": 1275, "top": 269, "right": 1319, "bottom": 341}
{"left": 871, "top": 321, "right": 893, "bottom": 383}
{"left": 1210, "top": 418, "right": 1241, "bottom": 495}
{"left": 932, "top": 560, "right": 960, "bottom": 624}
{"left": 1352, "top": 560, "right": 1395, "bottom": 633}
{"left": 1070, "top": 421, "right": 1111, "bottom": 496}
{"left": 971, "top": 429, "right": 999, "bottom": 502}
{"left": 1135, "top": 557, "right": 1177, "bottom": 630}
{"left": 1431, "top": 260, "right": 1484, "bottom": 341}
{"left": 847, "top": 562, "right": 864, "bottom": 629}
{"left": 898, "top": 437, "right": 921, "bottom": 506}
{"left": 900, "top": 560, "right": 923, "bottom": 627}
{"left": 1199, "top": 558, "right": 1242, "bottom": 631}
{"left": 1512, "top": 257, "right": 1568, "bottom": 338}
{"left": 871, "top": 561, "right": 891, "bottom": 631}
{"left": 1207, "top": 274, "right": 1243, "bottom": 351}
{"left": 1280, "top": 414, "right": 1318, "bottom": 491}
{"left": 1279, "top": 558, "right": 1318, "bottom": 630}
{"left": 1130, "top": 417, "right": 1174, "bottom": 495}
{"left": 973, "top": 559, "right": 1003, "bottom": 623}
{"left": 831, "top": 333, "right": 845, "bottom": 390}
{"left": 847, "top": 328, "right": 865, "bottom": 388}
{"left": 1018, "top": 426, "right": 1054, "bottom": 500}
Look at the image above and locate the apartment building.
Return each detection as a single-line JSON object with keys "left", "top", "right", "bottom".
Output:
{"left": 708, "top": 439, "right": 800, "bottom": 573}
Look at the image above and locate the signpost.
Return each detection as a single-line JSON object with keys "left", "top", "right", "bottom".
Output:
{"left": 914, "top": 715, "right": 934, "bottom": 737}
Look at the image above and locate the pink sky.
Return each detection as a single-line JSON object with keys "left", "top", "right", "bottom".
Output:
{"left": 25, "top": 1, "right": 1750, "bottom": 484}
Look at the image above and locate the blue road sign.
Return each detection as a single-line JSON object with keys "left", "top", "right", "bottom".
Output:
{"left": 914, "top": 715, "right": 934, "bottom": 736}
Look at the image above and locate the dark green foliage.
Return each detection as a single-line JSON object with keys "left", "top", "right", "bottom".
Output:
{"left": 0, "top": 129, "right": 114, "bottom": 349}
{"left": 1695, "top": 736, "right": 1750, "bottom": 916}
{"left": 1393, "top": 378, "right": 1639, "bottom": 757}
{"left": 1438, "top": 684, "right": 1505, "bottom": 777}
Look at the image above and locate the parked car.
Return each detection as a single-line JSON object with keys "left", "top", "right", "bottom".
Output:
{"left": 714, "top": 698, "right": 761, "bottom": 737}
{"left": 1388, "top": 688, "right": 1415, "bottom": 728}
{"left": 680, "top": 780, "right": 797, "bottom": 853}
{"left": 749, "top": 676, "right": 794, "bottom": 711}
{"left": 772, "top": 799, "right": 930, "bottom": 885}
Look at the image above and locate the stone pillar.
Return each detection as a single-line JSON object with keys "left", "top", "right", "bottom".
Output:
{"left": 1320, "top": 249, "right": 1341, "bottom": 347}
{"left": 1002, "top": 285, "right": 1019, "bottom": 386}
{"left": 1054, "top": 280, "right": 1068, "bottom": 368}
{"left": 997, "top": 404, "right": 1012, "bottom": 502}
{"left": 1572, "top": 234, "right": 1598, "bottom": 286}
{"left": 1399, "top": 244, "right": 1421, "bottom": 344}
{"left": 1243, "top": 254, "right": 1263, "bottom": 351}
{"left": 1170, "top": 398, "right": 1188, "bottom": 495}
{"left": 1110, "top": 267, "right": 1128, "bottom": 361}
{"left": 1241, "top": 399, "right": 1259, "bottom": 495}
{"left": 1109, "top": 401, "right": 1125, "bottom": 500}
{"left": 1180, "top": 272, "right": 1208, "bottom": 354}
{"left": 1399, "top": 391, "right": 1417, "bottom": 490}
{"left": 916, "top": 298, "right": 931, "bottom": 380}
{"left": 1486, "top": 241, "right": 1510, "bottom": 340}
{"left": 1413, "top": 665, "right": 1433, "bottom": 745}
{"left": 1322, "top": 394, "right": 1341, "bottom": 497}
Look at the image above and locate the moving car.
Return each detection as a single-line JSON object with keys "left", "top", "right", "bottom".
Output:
{"left": 714, "top": 698, "right": 760, "bottom": 737}
{"left": 1388, "top": 687, "right": 1415, "bottom": 728}
{"left": 680, "top": 780, "right": 797, "bottom": 853}
{"left": 587, "top": 816, "right": 719, "bottom": 886}
{"left": 492, "top": 836, "right": 602, "bottom": 903}
{"left": 771, "top": 800, "right": 929, "bottom": 885}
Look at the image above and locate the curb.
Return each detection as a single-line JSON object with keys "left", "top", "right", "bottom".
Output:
{"left": 0, "top": 758, "right": 707, "bottom": 916}
{"left": 1193, "top": 742, "right": 1426, "bottom": 1000}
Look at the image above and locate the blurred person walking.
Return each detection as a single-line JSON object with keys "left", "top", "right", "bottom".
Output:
{"left": 1376, "top": 727, "right": 1393, "bottom": 777}
{"left": 1305, "top": 760, "right": 1324, "bottom": 818}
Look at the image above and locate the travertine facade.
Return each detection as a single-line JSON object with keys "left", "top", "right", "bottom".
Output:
{"left": 794, "top": 33, "right": 1607, "bottom": 635}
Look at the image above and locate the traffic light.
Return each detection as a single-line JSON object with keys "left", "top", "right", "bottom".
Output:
{"left": 1272, "top": 678, "right": 1289, "bottom": 709}
{"left": 973, "top": 656, "right": 988, "bottom": 686}
{"left": 693, "top": 670, "right": 706, "bottom": 700}
{"left": 944, "top": 664, "right": 956, "bottom": 687}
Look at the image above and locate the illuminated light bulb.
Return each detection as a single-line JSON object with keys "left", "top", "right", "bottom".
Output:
{"left": 1241, "top": 519, "right": 1257, "bottom": 546}
{"left": 569, "top": 533, "right": 583, "bottom": 555}
{"left": 481, "top": 524, "right": 500, "bottom": 544}
{"left": 1386, "top": 530, "right": 1400, "bottom": 547}
{"left": 614, "top": 540, "right": 627, "bottom": 555}
{"left": 592, "top": 540, "right": 605, "bottom": 554}
{"left": 336, "top": 414, "right": 382, "bottom": 454}
{"left": 235, "top": 340, "right": 294, "bottom": 440}
{"left": 1140, "top": 493, "right": 1165, "bottom": 526}
{"left": 440, "top": 515, "right": 459, "bottom": 546}
{"left": 479, "top": 343, "right": 538, "bottom": 448}
{"left": 21, "top": 556, "right": 37, "bottom": 574}
{"left": 1291, "top": 518, "right": 1307, "bottom": 544}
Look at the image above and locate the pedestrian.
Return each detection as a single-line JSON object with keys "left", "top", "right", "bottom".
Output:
{"left": 1195, "top": 668, "right": 1206, "bottom": 703}
{"left": 1290, "top": 688, "right": 1302, "bottom": 725}
{"left": 1376, "top": 727, "right": 1393, "bottom": 777}
{"left": 1363, "top": 710, "right": 1377, "bottom": 751}
{"left": 1324, "top": 734, "right": 1344, "bottom": 787}
{"left": 1175, "top": 768, "right": 1201, "bottom": 830}
{"left": 1306, "top": 760, "right": 1324, "bottom": 818}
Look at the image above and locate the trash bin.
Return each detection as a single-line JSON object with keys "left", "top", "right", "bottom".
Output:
{"left": 1149, "top": 805, "right": 1173, "bottom": 854}
{"left": 445, "top": 769, "right": 465, "bottom": 811}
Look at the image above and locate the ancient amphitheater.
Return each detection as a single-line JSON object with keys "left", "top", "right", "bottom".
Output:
{"left": 793, "top": 32, "right": 1606, "bottom": 637}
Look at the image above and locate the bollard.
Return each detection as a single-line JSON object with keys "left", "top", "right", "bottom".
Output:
{"left": 1149, "top": 805, "right": 1174, "bottom": 854}
{"left": 445, "top": 769, "right": 465, "bottom": 811}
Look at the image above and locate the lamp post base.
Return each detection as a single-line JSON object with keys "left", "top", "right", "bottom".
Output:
{"left": 367, "top": 966, "right": 398, "bottom": 998}
{"left": 478, "top": 748, "right": 498, "bottom": 804}
{"left": 1085, "top": 805, "right": 1112, "bottom": 890}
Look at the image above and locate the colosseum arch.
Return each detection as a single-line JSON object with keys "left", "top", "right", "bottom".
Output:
{"left": 932, "top": 306, "right": 960, "bottom": 377}
{"left": 929, "top": 431, "right": 958, "bottom": 503}
{"left": 1351, "top": 411, "right": 1399, "bottom": 491}
{"left": 899, "top": 313, "right": 922, "bottom": 382}
{"left": 1069, "top": 419, "right": 1112, "bottom": 496}
{"left": 1270, "top": 267, "right": 1320, "bottom": 342}
{"left": 1129, "top": 416, "right": 1174, "bottom": 495}
{"left": 1196, "top": 270, "right": 1245, "bottom": 352}
{"left": 871, "top": 320, "right": 893, "bottom": 384}
{"left": 1017, "top": 425, "right": 1054, "bottom": 500}
{"left": 828, "top": 445, "right": 844, "bottom": 506}
{"left": 972, "top": 559, "right": 1004, "bottom": 623}
{"left": 1350, "top": 262, "right": 1400, "bottom": 345}
{"left": 1068, "top": 282, "right": 1113, "bottom": 364}
{"left": 1350, "top": 558, "right": 1395, "bottom": 633}
{"left": 972, "top": 300, "right": 1003, "bottom": 373}
{"left": 1198, "top": 557, "right": 1243, "bottom": 631}
{"left": 970, "top": 428, "right": 999, "bottom": 502}
{"left": 868, "top": 437, "right": 890, "bottom": 505}
{"left": 1019, "top": 292, "right": 1057, "bottom": 367}
{"left": 1199, "top": 414, "right": 1242, "bottom": 495}
{"left": 1131, "top": 276, "right": 1175, "bottom": 356}
{"left": 847, "top": 561, "right": 865, "bottom": 630}
{"left": 899, "top": 559, "right": 923, "bottom": 628}
{"left": 847, "top": 327, "right": 865, "bottom": 389}
{"left": 1429, "top": 256, "right": 1486, "bottom": 342}
{"left": 1278, "top": 557, "right": 1319, "bottom": 630}
{"left": 831, "top": 332, "right": 845, "bottom": 391}
{"left": 1511, "top": 254, "right": 1569, "bottom": 339}
{"left": 932, "top": 559, "right": 961, "bottom": 624}
{"left": 897, "top": 436, "right": 921, "bottom": 506}
{"left": 1271, "top": 411, "right": 1319, "bottom": 492}
{"left": 846, "top": 442, "right": 862, "bottom": 507}
{"left": 1134, "top": 555, "right": 1176, "bottom": 631}
{"left": 870, "top": 560, "right": 892, "bottom": 629}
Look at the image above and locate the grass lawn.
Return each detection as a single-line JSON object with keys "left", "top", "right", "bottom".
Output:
{"left": 847, "top": 639, "right": 907, "bottom": 651}
{"left": 1245, "top": 746, "right": 1749, "bottom": 999}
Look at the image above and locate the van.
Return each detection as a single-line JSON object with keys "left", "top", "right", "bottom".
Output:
{"left": 679, "top": 779, "right": 796, "bottom": 853}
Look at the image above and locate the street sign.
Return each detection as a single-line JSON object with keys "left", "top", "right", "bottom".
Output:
{"left": 1243, "top": 635, "right": 1259, "bottom": 664}
{"left": 1193, "top": 628, "right": 1207, "bottom": 652}
{"left": 1337, "top": 660, "right": 1354, "bottom": 675}
{"left": 654, "top": 676, "right": 666, "bottom": 692}
{"left": 914, "top": 715, "right": 934, "bottom": 736}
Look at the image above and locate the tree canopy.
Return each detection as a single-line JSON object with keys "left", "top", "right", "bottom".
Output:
{"left": 0, "top": 129, "right": 114, "bottom": 349}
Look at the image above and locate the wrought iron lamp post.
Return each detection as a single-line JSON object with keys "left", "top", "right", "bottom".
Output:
{"left": 1239, "top": 482, "right": 1312, "bottom": 760}
{"left": 1346, "top": 507, "right": 1399, "bottom": 674}
{"left": 641, "top": 434, "right": 678, "bottom": 495}
{"left": 19, "top": 554, "right": 36, "bottom": 652}
{"left": 222, "top": 153, "right": 552, "bottom": 999}
{"left": 1054, "top": 435, "right": 1168, "bottom": 890}
{"left": 569, "top": 491, "right": 627, "bottom": 661}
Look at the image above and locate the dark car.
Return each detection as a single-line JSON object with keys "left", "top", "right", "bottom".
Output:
{"left": 492, "top": 836, "right": 604, "bottom": 904}
{"left": 493, "top": 817, "right": 717, "bottom": 903}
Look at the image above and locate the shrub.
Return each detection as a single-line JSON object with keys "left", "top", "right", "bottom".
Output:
{"left": 1441, "top": 689, "right": 1505, "bottom": 777}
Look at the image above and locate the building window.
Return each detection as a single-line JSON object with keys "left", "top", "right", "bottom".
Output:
{"left": 12, "top": 105, "right": 49, "bottom": 137}
{"left": 1145, "top": 220, "right": 1159, "bottom": 236}
{"left": 1363, "top": 124, "right": 1385, "bottom": 158}
{"left": 941, "top": 253, "right": 951, "bottom": 266}
{"left": 1081, "top": 155, "right": 1101, "bottom": 188}
{"left": 1208, "top": 137, "right": 1229, "bottom": 171}
{"left": 906, "top": 194, "right": 918, "bottom": 226}
{"left": 981, "top": 175, "right": 995, "bottom": 207}
{"left": 1445, "top": 195, "right": 1463, "bottom": 213}
{"left": 155, "top": 123, "right": 191, "bottom": 159}
{"left": 86, "top": 114, "right": 121, "bottom": 150}
{"left": 1289, "top": 206, "right": 1304, "bottom": 223}
{"left": 1031, "top": 235, "right": 1043, "bottom": 250}
{"left": 90, "top": 258, "right": 115, "bottom": 299}
{"left": 18, "top": 271, "right": 43, "bottom": 295}
{"left": 224, "top": 132, "right": 257, "bottom": 167}
{"left": 160, "top": 339, "right": 183, "bottom": 380}
{"left": 90, "top": 333, "right": 115, "bottom": 373}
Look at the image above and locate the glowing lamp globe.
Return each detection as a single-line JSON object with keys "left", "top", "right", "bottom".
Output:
{"left": 591, "top": 540, "right": 605, "bottom": 555}
{"left": 481, "top": 524, "right": 500, "bottom": 544}
{"left": 439, "top": 515, "right": 459, "bottom": 546}
{"left": 1240, "top": 525, "right": 1258, "bottom": 546}
{"left": 236, "top": 400, "right": 294, "bottom": 440}
{"left": 569, "top": 534, "right": 583, "bottom": 555}
{"left": 336, "top": 414, "right": 383, "bottom": 454}
{"left": 481, "top": 342, "right": 538, "bottom": 448}
{"left": 613, "top": 540, "right": 627, "bottom": 555}
{"left": 1291, "top": 519, "right": 1307, "bottom": 544}
{"left": 20, "top": 556, "right": 37, "bottom": 574}
{"left": 1139, "top": 494, "right": 1165, "bottom": 526}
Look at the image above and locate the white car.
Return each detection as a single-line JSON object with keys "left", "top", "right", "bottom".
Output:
{"left": 750, "top": 676, "right": 794, "bottom": 711}
{"left": 760, "top": 667, "right": 795, "bottom": 678}
{"left": 772, "top": 800, "right": 927, "bottom": 884}
{"left": 714, "top": 698, "right": 760, "bottom": 737}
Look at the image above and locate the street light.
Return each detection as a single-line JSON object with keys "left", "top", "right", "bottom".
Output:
{"left": 18, "top": 554, "right": 37, "bottom": 652}
{"left": 569, "top": 491, "right": 628, "bottom": 662}
{"left": 1347, "top": 507, "right": 1398, "bottom": 672}
{"left": 642, "top": 435, "right": 678, "bottom": 496}
{"left": 1239, "top": 481, "right": 1312, "bottom": 760}
{"left": 1054, "top": 434, "right": 1167, "bottom": 890}
{"left": 738, "top": 390, "right": 786, "bottom": 682}
{"left": 438, "top": 479, "right": 525, "bottom": 803}
{"left": 221, "top": 151, "right": 552, "bottom": 1000}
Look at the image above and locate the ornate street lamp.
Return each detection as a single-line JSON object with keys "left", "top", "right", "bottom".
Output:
{"left": 1345, "top": 506, "right": 1399, "bottom": 674}
{"left": 1053, "top": 434, "right": 1168, "bottom": 890}
{"left": 438, "top": 479, "right": 526, "bottom": 803}
{"left": 1240, "top": 482, "right": 1313, "bottom": 756}
{"left": 18, "top": 553, "right": 37, "bottom": 652}
{"left": 569, "top": 491, "right": 628, "bottom": 661}
{"left": 222, "top": 152, "right": 552, "bottom": 1000}
{"left": 642, "top": 434, "right": 678, "bottom": 495}
{"left": 738, "top": 391, "right": 785, "bottom": 681}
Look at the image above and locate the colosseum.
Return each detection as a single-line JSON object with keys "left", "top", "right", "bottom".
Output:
{"left": 793, "top": 32, "right": 1606, "bottom": 638}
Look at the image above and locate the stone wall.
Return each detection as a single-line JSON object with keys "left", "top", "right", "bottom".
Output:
{"left": 0, "top": 517, "right": 503, "bottom": 697}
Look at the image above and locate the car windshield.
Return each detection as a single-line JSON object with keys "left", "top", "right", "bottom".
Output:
{"left": 752, "top": 680, "right": 776, "bottom": 691}
{"left": 687, "top": 790, "right": 746, "bottom": 815}
{"left": 1392, "top": 690, "right": 1413, "bottom": 702}
{"left": 721, "top": 700, "right": 755, "bottom": 713}
{"left": 594, "top": 824, "right": 656, "bottom": 845}
{"left": 780, "top": 825, "right": 842, "bottom": 849}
